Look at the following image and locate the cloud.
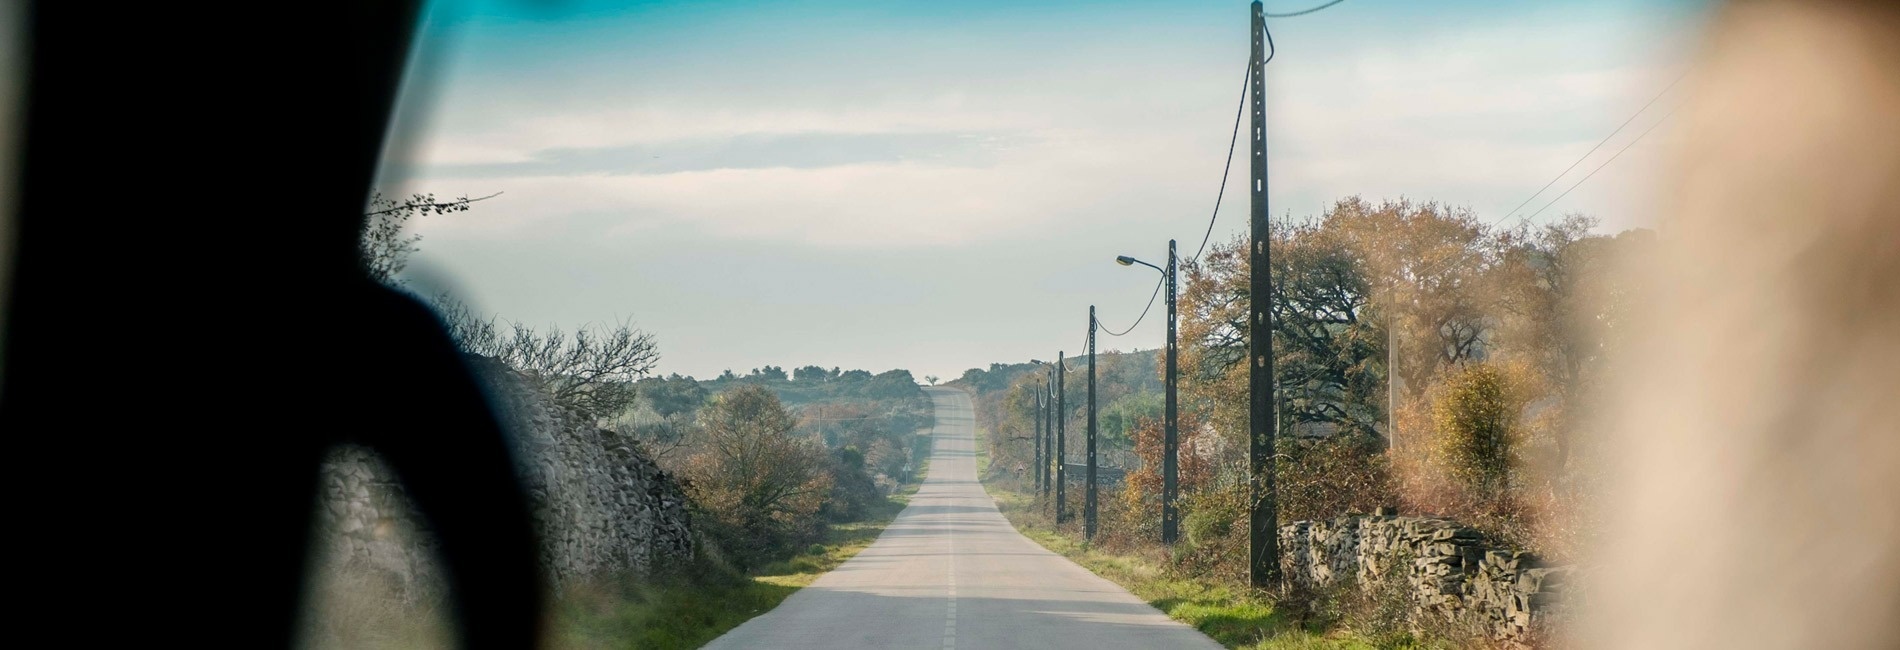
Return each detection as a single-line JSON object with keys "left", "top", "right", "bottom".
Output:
{"left": 380, "top": 0, "right": 1710, "bottom": 378}
{"left": 388, "top": 131, "right": 1026, "bottom": 179}
{"left": 400, "top": 126, "right": 1207, "bottom": 248}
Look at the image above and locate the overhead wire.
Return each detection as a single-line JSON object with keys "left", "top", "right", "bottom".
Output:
{"left": 1501, "top": 70, "right": 1687, "bottom": 221}
{"left": 1096, "top": 277, "right": 1163, "bottom": 337}
{"left": 1191, "top": 62, "right": 1253, "bottom": 262}
{"left": 1263, "top": 0, "right": 1348, "bottom": 18}
{"left": 1077, "top": 0, "right": 1332, "bottom": 345}
{"left": 1400, "top": 71, "right": 1690, "bottom": 283}
{"left": 1523, "top": 104, "right": 1680, "bottom": 221}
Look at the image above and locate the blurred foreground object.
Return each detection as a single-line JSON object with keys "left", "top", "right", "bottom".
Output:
{"left": 1584, "top": 1, "right": 1900, "bottom": 648}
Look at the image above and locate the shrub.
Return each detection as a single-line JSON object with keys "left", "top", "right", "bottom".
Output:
{"left": 1430, "top": 363, "right": 1522, "bottom": 495}
{"left": 678, "top": 386, "right": 833, "bottom": 569}
{"left": 1275, "top": 434, "right": 1395, "bottom": 523}
{"left": 820, "top": 445, "right": 880, "bottom": 523}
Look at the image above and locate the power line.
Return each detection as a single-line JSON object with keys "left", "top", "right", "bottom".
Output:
{"left": 1080, "top": 3, "right": 1307, "bottom": 346}
{"left": 1263, "top": 0, "right": 1348, "bottom": 18}
{"left": 1395, "top": 72, "right": 1690, "bottom": 283}
{"left": 1192, "top": 62, "right": 1253, "bottom": 261}
{"left": 1501, "top": 70, "right": 1687, "bottom": 221}
{"left": 1098, "top": 276, "right": 1163, "bottom": 337}
{"left": 1524, "top": 104, "right": 1679, "bottom": 221}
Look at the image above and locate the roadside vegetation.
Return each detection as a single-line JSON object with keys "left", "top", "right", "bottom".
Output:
{"left": 550, "top": 464, "right": 927, "bottom": 650}
{"left": 307, "top": 194, "right": 939, "bottom": 648}
{"left": 956, "top": 196, "right": 1653, "bottom": 648}
{"left": 543, "top": 370, "right": 933, "bottom": 647}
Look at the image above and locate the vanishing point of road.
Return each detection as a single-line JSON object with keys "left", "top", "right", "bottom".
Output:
{"left": 704, "top": 386, "right": 1222, "bottom": 650}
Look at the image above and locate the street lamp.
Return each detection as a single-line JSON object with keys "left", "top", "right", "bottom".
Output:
{"left": 1116, "top": 239, "right": 1180, "bottom": 544}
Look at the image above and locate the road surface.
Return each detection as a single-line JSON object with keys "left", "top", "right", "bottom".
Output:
{"left": 704, "top": 386, "right": 1222, "bottom": 650}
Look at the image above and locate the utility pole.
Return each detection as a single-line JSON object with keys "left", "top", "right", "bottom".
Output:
{"left": 1163, "top": 239, "right": 1181, "bottom": 545}
{"left": 1034, "top": 377, "right": 1045, "bottom": 491}
{"left": 1387, "top": 303, "right": 1397, "bottom": 451}
{"left": 1044, "top": 370, "right": 1054, "bottom": 500}
{"left": 1056, "top": 352, "right": 1067, "bottom": 523}
{"left": 1248, "top": 0, "right": 1282, "bottom": 589}
{"left": 1086, "top": 307, "right": 1099, "bottom": 540}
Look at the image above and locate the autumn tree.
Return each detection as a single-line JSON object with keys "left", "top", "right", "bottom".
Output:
{"left": 679, "top": 385, "right": 833, "bottom": 566}
{"left": 1326, "top": 197, "right": 1496, "bottom": 406}
{"left": 1178, "top": 205, "right": 1392, "bottom": 444}
{"left": 1492, "top": 215, "right": 1656, "bottom": 471}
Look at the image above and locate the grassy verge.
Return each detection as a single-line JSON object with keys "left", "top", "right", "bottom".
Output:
{"left": 973, "top": 424, "right": 991, "bottom": 478}
{"left": 551, "top": 466, "right": 928, "bottom": 650}
{"left": 984, "top": 485, "right": 1417, "bottom": 650}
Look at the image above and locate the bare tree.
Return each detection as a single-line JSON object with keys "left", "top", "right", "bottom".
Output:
{"left": 437, "top": 298, "right": 659, "bottom": 418}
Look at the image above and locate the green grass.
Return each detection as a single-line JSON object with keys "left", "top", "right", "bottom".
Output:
{"left": 985, "top": 486, "right": 1413, "bottom": 650}
{"left": 974, "top": 425, "right": 991, "bottom": 477}
{"left": 551, "top": 470, "right": 929, "bottom": 650}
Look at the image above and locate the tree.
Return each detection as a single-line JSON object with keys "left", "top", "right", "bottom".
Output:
{"left": 1327, "top": 197, "right": 1495, "bottom": 404}
{"left": 679, "top": 385, "right": 833, "bottom": 566}
{"left": 1491, "top": 215, "right": 1655, "bottom": 471}
{"left": 793, "top": 365, "right": 834, "bottom": 383}
{"left": 359, "top": 191, "right": 498, "bottom": 285}
{"left": 635, "top": 374, "right": 709, "bottom": 419}
{"left": 1178, "top": 214, "right": 1388, "bottom": 445}
{"left": 864, "top": 369, "right": 920, "bottom": 399}
{"left": 439, "top": 300, "right": 659, "bottom": 418}
{"left": 925, "top": 375, "right": 939, "bottom": 386}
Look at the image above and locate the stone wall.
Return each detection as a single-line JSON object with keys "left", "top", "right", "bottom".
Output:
{"left": 1280, "top": 514, "right": 1572, "bottom": 647}
{"left": 313, "top": 358, "right": 694, "bottom": 598}
{"left": 315, "top": 446, "right": 441, "bottom": 601}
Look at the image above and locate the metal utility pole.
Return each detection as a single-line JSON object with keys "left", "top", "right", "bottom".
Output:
{"left": 1035, "top": 377, "right": 1045, "bottom": 491}
{"left": 1056, "top": 352, "right": 1067, "bottom": 523}
{"left": 1248, "top": 0, "right": 1282, "bottom": 589}
{"left": 1163, "top": 239, "right": 1181, "bottom": 545}
{"left": 1086, "top": 307, "right": 1099, "bottom": 540}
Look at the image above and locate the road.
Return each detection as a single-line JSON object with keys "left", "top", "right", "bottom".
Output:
{"left": 703, "top": 386, "right": 1222, "bottom": 650}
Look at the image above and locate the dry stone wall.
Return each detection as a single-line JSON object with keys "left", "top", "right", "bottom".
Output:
{"left": 1280, "top": 514, "right": 1572, "bottom": 647}
{"left": 313, "top": 357, "right": 693, "bottom": 598}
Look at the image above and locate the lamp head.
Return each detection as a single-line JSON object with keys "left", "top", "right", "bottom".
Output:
{"left": 1115, "top": 256, "right": 1136, "bottom": 266}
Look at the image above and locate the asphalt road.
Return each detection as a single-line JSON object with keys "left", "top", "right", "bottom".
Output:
{"left": 703, "top": 386, "right": 1222, "bottom": 650}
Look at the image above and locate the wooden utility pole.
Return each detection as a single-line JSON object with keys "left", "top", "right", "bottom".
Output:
{"left": 1086, "top": 307, "right": 1099, "bottom": 540}
{"left": 1035, "top": 376, "right": 1045, "bottom": 491}
{"left": 1044, "top": 371, "right": 1054, "bottom": 500}
{"left": 1056, "top": 352, "right": 1067, "bottom": 523}
{"left": 1248, "top": 0, "right": 1282, "bottom": 589}
{"left": 1163, "top": 239, "right": 1180, "bottom": 544}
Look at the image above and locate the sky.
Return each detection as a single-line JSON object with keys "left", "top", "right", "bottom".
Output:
{"left": 377, "top": 0, "right": 1714, "bottom": 382}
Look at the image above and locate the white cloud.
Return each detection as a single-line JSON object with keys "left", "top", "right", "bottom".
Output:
{"left": 381, "top": 1, "right": 1708, "bottom": 377}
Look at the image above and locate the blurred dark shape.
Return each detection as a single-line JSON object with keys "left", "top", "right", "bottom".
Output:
{"left": 1, "top": 2, "right": 542, "bottom": 647}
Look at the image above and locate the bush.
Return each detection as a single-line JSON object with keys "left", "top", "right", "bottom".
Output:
{"left": 1430, "top": 363, "right": 1523, "bottom": 496}
{"left": 1275, "top": 434, "right": 1395, "bottom": 523}
{"left": 820, "top": 446, "right": 880, "bottom": 523}
{"left": 678, "top": 386, "right": 833, "bottom": 569}
{"left": 1389, "top": 362, "right": 1545, "bottom": 552}
{"left": 1171, "top": 481, "right": 1251, "bottom": 584}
